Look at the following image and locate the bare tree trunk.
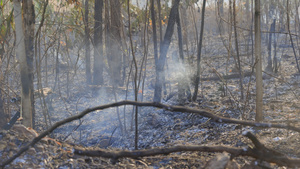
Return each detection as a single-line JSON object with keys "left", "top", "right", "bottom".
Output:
{"left": 219, "top": 0, "right": 224, "bottom": 14}
{"left": 104, "top": 0, "right": 123, "bottom": 134}
{"left": 217, "top": 0, "right": 224, "bottom": 35}
{"left": 157, "top": 0, "right": 163, "bottom": 43}
{"left": 180, "top": 1, "right": 189, "bottom": 55}
{"left": 287, "top": 0, "right": 300, "bottom": 73}
{"left": 0, "top": 26, "right": 8, "bottom": 127}
{"left": 0, "top": 11, "right": 9, "bottom": 128}
{"left": 151, "top": 0, "right": 159, "bottom": 100}
{"left": 84, "top": 0, "right": 91, "bottom": 84}
{"left": 93, "top": 0, "right": 104, "bottom": 85}
{"left": 192, "top": 0, "right": 206, "bottom": 101}
{"left": 35, "top": 0, "right": 51, "bottom": 128}
{"left": 176, "top": 4, "right": 185, "bottom": 104}
{"left": 266, "top": 19, "right": 276, "bottom": 72}
{"left": 105, "top": 0, "right": 110, "bottom": 71}
{"left": 295, "top": 1, "right": 300, "bottom": 35}
{"left": 153, "top": 0, "right": 180, "bottom": 102}
{"left": 233, "top": 0, "right": 244, "bottom": 100}
{"left": 176, "top": 6, "right": 191, "bottom": 103}
{"left": 127, "top": 0, "right": 139, "bottom": 150}
{"left": 157, "top": 0, "right": 168, "bottom": 96}
{"left": 109, "top": 0, "right": 122, "bottom": 86}
{"left": 0, "top": 70, "right": 7, "bottom": 128}
{"left": 255, "top": 0, "right": 263, "bottom": 122}
{"left": 17, "top": 0, "right": 35, "bottom": 128}
{"left": 151, "top": 0, "right": 159, "bottom": 101}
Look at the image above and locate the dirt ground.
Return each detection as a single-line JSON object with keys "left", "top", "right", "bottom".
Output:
{"left": 1, "top": 35, "right": 300, "bottom": 168}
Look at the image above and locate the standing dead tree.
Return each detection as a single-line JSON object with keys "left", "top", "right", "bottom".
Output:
{"left": 265, "top": 19, "right": 277, "bottom": 73}
{"left": 83, "top": 0, "right": 91, "bottom": 84}
{"left": 109, "top": 0, "right": 123, "bottom": 86}
{"left": 127, "top": 0, "right": 139, "bottom": 150}
{"left": 176, "top": 3, "right": 191, "bottom": 103}
{"left": 153, "top": 0, "right": 180, "bottom": 102}
{"left": 14, "top": 0, "right": 35, "bottom": 128}
{"left": 93, "top": 0, "right": 104, "bottom": 85}
{"left": 192, "top": 0, "right": 206, "bottom": 101}
{"left": 233, "top": 0, "right": 244, "bottom": 100}
{"left": 254, "top": 0, "right": 263, "bottom": 122}
{"left": 286, "top": 0, "right": 300, "bottom": 73}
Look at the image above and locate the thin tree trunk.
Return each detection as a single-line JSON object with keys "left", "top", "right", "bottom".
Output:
{"left": 127, "top": 0, "right": 139, "bottom": 150}
{"left": 180, "top": 1, "right": 189, "bottom": 58}
{"left": 157, "top": 0, "right": 168, "bottom": 96}
{"left": 151, "top": 0, "right": 159, "bottom": 102}
{"left": 93, "top": 0, "right": 104, "bottom": 85}
{"left": 84, "top": 0, "right": 91, "bottom": 84}
{"left": 105, "top": 0, "right": 110, "bottom": 68}
{"left": 176, "top": 5, "right": 185, "bottom": 103}
{"left": 266, "top": 19, "right": 276, "bottom": 72}
{"left": 219, "top": 0, "right": 224, "bottom": 15}
{"left": 151, "top": 0, "right": 158, "bottom": 79}
{"left": 157, "top": 0, "right": 163, "bottom": 43}
{"left": 233, "top": 0, "right": 244, "bottom": 100}
{"left": 176, "top": 7, "right": 191, "bottom": 103}
{"left": 19, "top": 0, "right": 35, "bottom": 128}
{"left": 294, "top": 1, "right": 300, "bottom": 64}
{"left": 287, "top": 0, "right": 300, "bottom": 73}
{"left": 255, "top": 0, "right": 263, "bottom": 122}
{"left": 151, "top": 0, "right": 160, "bottom": 102}
{"left": 153, "top": 0, "right": 180, "bottom": 102}
{"left": 110, "top": 0, "right": 122, "bottom": 86}
{"left": 0, "top": 68, "right": 7, "bottom": 128}
{"left": 0, "top": 20, "right": 8, "bottom": 127}
{"left": 35, "top": 0, "right": 51, "bottom": 128}
{"left": 192, "top": 0, "right": 206, "bottom": 101}
{"left": 217, "top": 0, "right": 224, "bottom": 35}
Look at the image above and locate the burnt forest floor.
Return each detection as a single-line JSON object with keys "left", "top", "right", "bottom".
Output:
{"left": 1, "top": 37, "right": 300, "bottom": 168}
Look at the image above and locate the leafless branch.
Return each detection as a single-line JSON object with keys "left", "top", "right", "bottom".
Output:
{"left": 73, "top": 131, "right": 300, "bottom": 167}
{"left": 1, "top": 100, "right": 300, "bottom": 167}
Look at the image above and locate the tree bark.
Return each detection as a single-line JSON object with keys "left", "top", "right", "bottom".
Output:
{"left": 151, "top": 0, "right": 160, "bottom": 101}
{"left": 151, "top": 0, "right": 158, "bottom": 78}
{"left": 104, "top": 0, "right": 110, "bottom": 77}
{"left": 153, "top": 0, "right": 180, "bottom": 102}
{"left": 180, "top": 1, "right": 189, "bottom": 54}
{"left": 84, "top": 0, "right": 91, "bottom": 84}
{"left": 93, "top": 0, "right": 104, "bottom": 85}
{"left": 255, "top": 0, "right": 263, "bottom": 122}
{"left": 109, "top": 0, "right": 122, "bottom": 86}
{"left": 0, "top": 73, "right": 7, "bottom": 128}
{"left": 176, "top": 6, "right": 191, "bottom": 103}
{"left": 266, "top": 19, "right": 276, "bottom": 73}
{"left": 17, "top": 0, "right": 35, "bottom": 128}
{"left": 233, "top": 0, "right": 244, "bottom": 100}
{"left": 157, "top": 0, "right": 163, "bottom": 43}
{"left": 286, "top": 0, "right": 300, "bottom": 73}
{"left": 176, "top": 6, "right": 185, "bottom": 103}
{"left": 192, "top": 0, "right": 206, "bottom": 101}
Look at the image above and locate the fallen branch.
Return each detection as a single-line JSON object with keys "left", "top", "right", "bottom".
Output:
{"left": 242, "top": 132, "right": 300, "bottom": 167}
{"left": 75, "top": 145, "right": 244, "bottom": 162}
{"left": 1, "top": 100, "right": 300, "bottom": 167}
{"left": 73, "top": 131, "right": 300, "bottom": 167}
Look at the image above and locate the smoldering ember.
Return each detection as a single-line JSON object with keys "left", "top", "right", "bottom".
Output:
{"left": 0, "top": 0, "right": 300, "bottom": 168}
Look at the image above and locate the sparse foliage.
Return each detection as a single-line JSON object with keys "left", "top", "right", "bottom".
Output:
{"left": 0, "top": 0, "right": 299, "bottom": 168}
